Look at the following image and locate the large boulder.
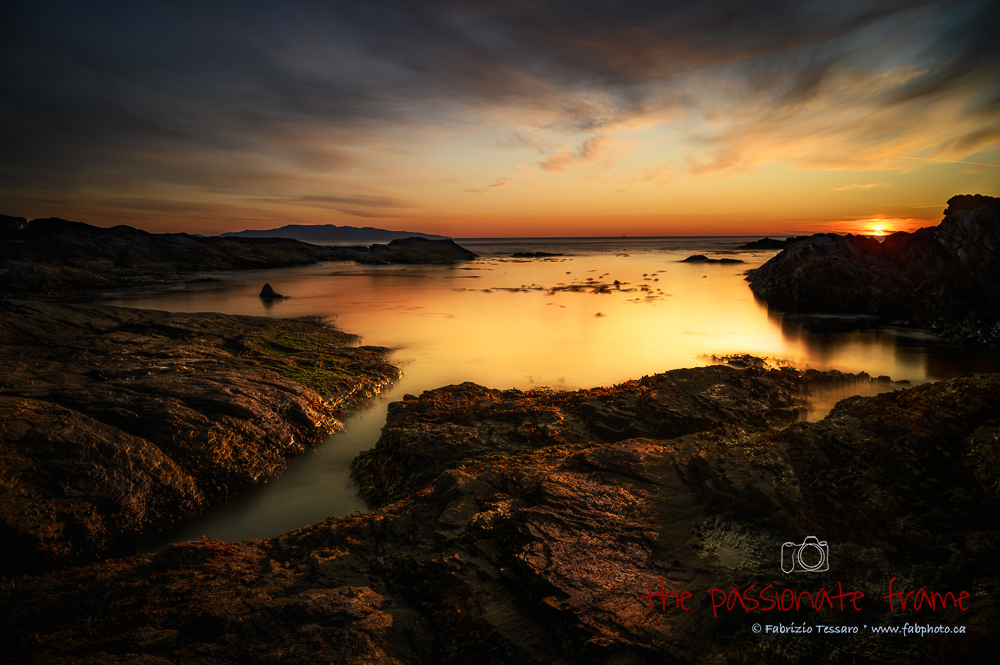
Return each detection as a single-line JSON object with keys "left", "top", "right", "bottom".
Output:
{"left": 746, "top": 195, "right": 1000, "bottom": 343}
{"left": 0, "top": 302, "right": 399, "bottom": 574}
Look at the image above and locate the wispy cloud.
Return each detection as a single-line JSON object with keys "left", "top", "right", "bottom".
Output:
{"left": 464, "top": 177, "right": 516, "bottom": 194}
{"left": 538, "top": 135, "right": 608, "bottom": 171}
{"left": 833, "top": 183, "right": 892, "bottom": 191}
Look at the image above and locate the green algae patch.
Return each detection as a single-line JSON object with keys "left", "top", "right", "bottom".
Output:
{"left": 230, "top": 317, "right": 399, "bottom": 404}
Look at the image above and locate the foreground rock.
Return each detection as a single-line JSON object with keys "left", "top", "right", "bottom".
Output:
{"left": 351, "top": 361, "right": 895, "bottom": 506}
{"left": 0, "top": 301, "right": 399, "bottom": 574}
{"left": 6, "top": 361, "right": 995, "bottom": 663}
{"left": 746, "top": 194, "right": 1000, "bottom": 344}
{"left": 0, "top": 216, "right": 477, "bottom": 298}
{"left": 356, "top": 237, "right": 479, "bottom": 264}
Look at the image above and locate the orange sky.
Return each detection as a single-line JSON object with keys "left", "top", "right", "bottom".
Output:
{"left": 2, "top": 2, "right": 998, "bottom": 238}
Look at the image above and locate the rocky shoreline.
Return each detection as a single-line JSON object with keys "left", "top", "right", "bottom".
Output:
{"left": 0, "top": 215, "right": 477, "bottom": 299}
{"left": 0, "top": 301, "right": 399, "bottom": 575}
{"left": 746, "top": 194, "right": 1000, "bottom": 345}
{"left": 2, "top": 359, "right": 997, "bottom": 663}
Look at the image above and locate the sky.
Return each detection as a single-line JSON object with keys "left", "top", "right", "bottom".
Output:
{"left": 1, "top": 0, "right": 998, "bottom": 238}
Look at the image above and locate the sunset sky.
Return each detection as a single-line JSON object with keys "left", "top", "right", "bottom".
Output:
{"left": 2, "top": 0, "right": 998, "bottom": 238}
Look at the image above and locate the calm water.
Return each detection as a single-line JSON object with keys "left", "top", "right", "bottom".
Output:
{"left": 102, "top": 237, "right": 1000, "bottom": 545}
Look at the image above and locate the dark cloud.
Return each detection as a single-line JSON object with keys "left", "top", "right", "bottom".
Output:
{"left": 1, "top": 0, "right": 996, "bottom": 225}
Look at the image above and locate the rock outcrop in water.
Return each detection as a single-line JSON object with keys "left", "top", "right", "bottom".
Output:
{"left": 680, "top": 254, "right": 745, "bottom": 264}
{"left": 350, "top": 362, "right": 894, "bottom": 506}
{"left": 2, "top": 361, "right": 996, "bottom": 663}
{"left": 0, "top": 302, "right": 399, "bottom": 574}
{"left": 745, "top": 194, "right": 1000, "bottom": 344}
{"left": 0, "top": 215, "right": 477, "bottom": 297}
{"left": 259, "top": 283, "right": 284, "bottom": 300}
{"left": 356, "top": 237, "right": 479, "bottom": 264}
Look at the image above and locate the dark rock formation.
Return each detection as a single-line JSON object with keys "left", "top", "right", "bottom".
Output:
{"left": 259, "top": 283, "right": 284, "bottom": 299}
{"left": 0, "top": 216, "right": 365, "bottom": 297}
{"left": 0, "top": 302, "right": 399, "bottom": 574}
{"left": 746, "top": 195, "right": 1000, "bottom": 344}
{"left": 736, "top": 236, "right": 809, "bottom": 250}
{"left": 681, "top": 254, "right": 745, "bottom": 264}
{"left": 357, "top": 237, "right": 478, "bottom": 264}
{"left": 350, "top": 362, "right": 901, "bottom": 507}
{"left": 0, "top": 217, "right": 477, "bottom": 298}
{"left": 3, "top": 364, "right": 996, "bottom": 663}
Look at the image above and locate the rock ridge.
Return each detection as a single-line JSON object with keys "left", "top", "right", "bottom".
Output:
{"left": 0, "top": 301, "right": 399, "bottom": 574}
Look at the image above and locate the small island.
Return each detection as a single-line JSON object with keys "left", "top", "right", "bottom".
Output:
{"left": 681, "top": 254, "right": 745, "bottom": 264}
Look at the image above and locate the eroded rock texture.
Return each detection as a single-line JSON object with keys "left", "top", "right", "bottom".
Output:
{"left": 746, "top": 194, "right": 1000, "bottom": 344}
{"left": 5, "top": 363, "right": 995, "bottom": 663}
{"left": 0, "top": 301, "right": 399, "bottom": 574}
{"left": 351, "top": 362, "right": 894, "bottom": 506}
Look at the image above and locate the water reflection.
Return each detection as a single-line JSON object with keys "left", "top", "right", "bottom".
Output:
{"left": 101, "top": 237, "right": 1000, "bottom": 545}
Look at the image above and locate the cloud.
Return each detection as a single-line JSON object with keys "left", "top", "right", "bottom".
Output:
{"left": 1, "top": 1, "right": 997, "bottom": 227}
{"left": 252, "top": 193, "right": 418, "bottom": 217}
{"left": 464, "top": 177, "right": 516, "bottom": 194}
{"left": 538, "top": 135, "right": 608, "bottom": 171}
{"left": 833, "top": 183, "right": 892, "bottom": 191}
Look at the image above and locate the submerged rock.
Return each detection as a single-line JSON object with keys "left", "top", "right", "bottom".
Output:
{"left": 0, "top": 301, "right": 399, "bottom": 574}
{"left": 746, "top": 194, "right": 1000, "bottom": 344}
{"left": 3, "top": 363, "right": 997, "bottom": 663}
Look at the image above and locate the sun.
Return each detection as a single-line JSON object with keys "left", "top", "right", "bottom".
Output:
{"left": 867, "top": 222, "right": 890, "bottom": 236}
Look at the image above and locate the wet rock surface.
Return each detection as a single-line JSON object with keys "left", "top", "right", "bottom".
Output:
{"left": 351, "top": 361, "right": 890, "bottom": 506}
{"left": 2, "top": 363, "right": 996, "bottom": 663}
{"left": 0, "top": 301, "right": 399, "bottom": 574}
{"left": 746, "top": 195, "right": 1000, "bottom": 344}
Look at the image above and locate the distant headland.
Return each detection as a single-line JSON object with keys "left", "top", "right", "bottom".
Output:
{"left": 221, "top": 223, "right": 447, "bottom": 245}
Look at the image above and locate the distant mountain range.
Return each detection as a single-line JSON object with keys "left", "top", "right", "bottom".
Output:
{"left": 220, "top": 224, "right": 447, "bottom": 245}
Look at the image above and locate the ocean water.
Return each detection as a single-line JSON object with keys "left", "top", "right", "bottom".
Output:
{"left": 101, "top": 237, "right": 1000, "bottom": 545}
